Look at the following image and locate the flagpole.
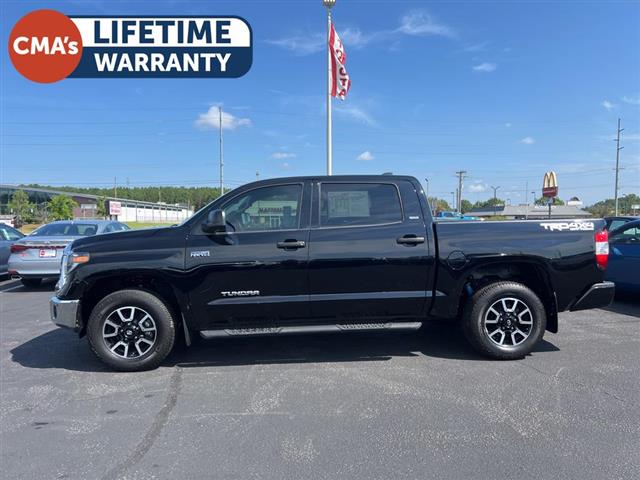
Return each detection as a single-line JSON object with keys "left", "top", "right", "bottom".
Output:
{"left": 324, "top": 0, "right": 335, "bottom": 175}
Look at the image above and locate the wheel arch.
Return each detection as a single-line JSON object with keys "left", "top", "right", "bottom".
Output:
{"left": 79, "top": 272, "right": 187, "bottom": 339}
{"left": 458, "top": 260, "right": 558, "bottom": 333}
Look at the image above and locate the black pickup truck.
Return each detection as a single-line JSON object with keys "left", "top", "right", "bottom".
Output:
{"left": 50, "top": 175, "right": 615, "bottom": 371}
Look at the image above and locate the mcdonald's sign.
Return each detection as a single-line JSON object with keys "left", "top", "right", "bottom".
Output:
{"left": 542, "top": 171, "right": 558, "bottom": 198}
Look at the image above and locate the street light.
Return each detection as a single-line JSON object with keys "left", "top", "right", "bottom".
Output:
{"left": 323, "top": 0, "right": 336, "bottom": 175}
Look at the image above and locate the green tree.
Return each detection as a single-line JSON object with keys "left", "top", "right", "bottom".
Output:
{"left": 48, "top": 195, "right": 77, "bottom": 220}
{"left": 427, "top": 197, "right": 451, "bottom": 213}
{"left": 533, "top": 196, "right": 564, "bottom": 206}
{"left": 460, "top": 199, "right": 473, "bottom": 213}
{"left": 95, "top": 197, "right": 107, "bottom": 218}
{"left": 8, "top": 190, "right": 35, "bottom": 223}
{"left": 473, "top": 197, "right": 505, "bottom": 209}
{"left": 587, "top": 193, "right": 640, "bottom": 217}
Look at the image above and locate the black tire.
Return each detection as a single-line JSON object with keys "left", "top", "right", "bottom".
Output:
{"left": 21, "top": 278, "right": 42, "bottom": 288}
{"left": 462, "top": 281, "right": 546, "bottom": 360}
{"left": 87, "top": 289, "right": 175, "bottom": 371}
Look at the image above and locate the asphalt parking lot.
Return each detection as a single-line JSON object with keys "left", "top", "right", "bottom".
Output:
{"left": 0, "top": 279, "right": 638, "bottom": 480}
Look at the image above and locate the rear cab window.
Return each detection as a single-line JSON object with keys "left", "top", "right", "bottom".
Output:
{"left": 318, "top": 183, "right": 403, "bottom": 228}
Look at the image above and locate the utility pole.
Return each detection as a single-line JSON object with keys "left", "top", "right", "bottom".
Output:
{"left": 614, "top": 118, "right": 624, "bottom": 215}
{"left": 450, "top": 191, "right": 455, "bottom": 210}
{"left": 219, "top": 106, "right": 224, "bottom": 197}
{"left": 524, "top": 181, "right": 529, "bottom": 220}
{"left": 113, "top": 177, "right": 117, "bottom": 198}
{"left": 256, "top": 171, "right": 260, "bottom": 181}
{"left": 455, "top": 170, "right": 467, "bottom": 213}
{"left": 491, "top": 186, "right": 500, "bottom": 216}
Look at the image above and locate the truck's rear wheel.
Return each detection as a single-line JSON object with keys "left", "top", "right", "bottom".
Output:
{"left": 87, "top": 289, "right": 175, "bottom": 371}
{"left": 463, "top": 281, "right": 546, "bottom": 360}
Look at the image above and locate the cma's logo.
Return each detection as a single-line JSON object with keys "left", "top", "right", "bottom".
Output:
{"left": 540, "top": 222, "right": 594, "bottom": 232}
{"left": 221, "top": 290, "right": 260, "bottom": 297}
{"left": 190, "top": 250, "right": 210, "bottom": 257}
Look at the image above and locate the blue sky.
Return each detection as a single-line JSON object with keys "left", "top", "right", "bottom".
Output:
{"left": 1, "top": 0, "right": 639, "bottom": 205}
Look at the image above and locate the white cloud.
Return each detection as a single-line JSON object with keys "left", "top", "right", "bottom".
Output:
{"left": 195, "top": 106, "right": 251, "bottom": 130}
{"left": 334, "top": 104, "right": 377, "bottom": 126}
{"left": 269, "top": 10, "right": 454, "bottom": 56}
{"left": 270, "top": 152, "right": 296, "bottom": 160}
{"left": 505, "top": 122, "right": 512, "bottom": 128}
{"left": 472, "top": 62, "right": 497, "bottom": 72}
{"left": 462, "top": 41, "right": 490, "bottom": 52}
{"left": 397, "top": 11, "right": 455, "bottom": 38}
{"left": 265, "top": 33, "right": 324, "bottom": 55}
{"left": 602, "top": 100, "right": 615, "bottom": 111}
{"left": 520, "top": 137, "right": 535, "bottom": 145}
{"left": 621, "top": 95, "right": 640, "bottom": 105}
{"left": 356, "top": 150, "right": 375, "bottom": 161}
{"left": 468, "top": 183, "right": 487, "bottom": 193}
{"left": 280, "top": 162, "right": 291, "bottom": 169}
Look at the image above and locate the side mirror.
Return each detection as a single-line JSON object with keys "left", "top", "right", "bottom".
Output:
{"left": 202, "top": 209, "right": 226, "bottom": 233}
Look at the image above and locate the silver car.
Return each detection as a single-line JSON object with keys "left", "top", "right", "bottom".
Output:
{"left": 8, "top": 220, "right": 129, "bottom": 287}
{"left": 0, "top": 224, "right": 25, "bottom": 277}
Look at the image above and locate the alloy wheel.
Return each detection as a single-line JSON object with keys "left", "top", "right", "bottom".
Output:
{"left": 483, "top": 297, "right": 533, "bottom": 347}
{"left": 102, "top": 306, "right": 157, "bottom": 359}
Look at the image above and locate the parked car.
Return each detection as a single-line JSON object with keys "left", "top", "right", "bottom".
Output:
{"left": 436, "top": 211, "right": 481, "bottom": 221}
{"left": 604, "top": 216, "right": 639, "bottom": 231}
{"left": 49, "top": 175, "right": 614, "bottom": 371}
{"left": 0, "top": 224, "right": 25, "bottom": 277}
{"left": 605, "top": 219, "right": 640, "bottom": 293}
{"left": 9, "top": 220, "right": 129, "bottom": 287}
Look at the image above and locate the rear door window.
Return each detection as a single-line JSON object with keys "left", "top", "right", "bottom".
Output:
{"left": 319, "top": 183, "right": 403, "bottom": 227}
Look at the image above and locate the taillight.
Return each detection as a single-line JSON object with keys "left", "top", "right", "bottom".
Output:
{"left": 595, "top": 229, "right": 609, "bottom": 270}
{"left": 10, "top": 244, "right": 28, "bottom": 253}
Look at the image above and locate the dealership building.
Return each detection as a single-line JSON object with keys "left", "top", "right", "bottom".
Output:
{"left": 0, "top": 184, "right": 194, "bottom": 223}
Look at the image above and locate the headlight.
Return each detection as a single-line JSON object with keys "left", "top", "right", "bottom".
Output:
{"left": 56, "top": 246, "right": 90, "bottom": 293}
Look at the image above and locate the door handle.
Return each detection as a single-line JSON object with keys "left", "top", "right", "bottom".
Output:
{"left": 277, "top": 239, "right": 306, "bottom": 249}
{"left": 396, "top": 235, "right": 425, "bottom": 245}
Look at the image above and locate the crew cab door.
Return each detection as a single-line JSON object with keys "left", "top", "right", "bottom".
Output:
{"left": 307, "top": 180, "right": 432, "bottom": 320}
{"left": 186, "top": 182, "right": 311, "bottom": 331}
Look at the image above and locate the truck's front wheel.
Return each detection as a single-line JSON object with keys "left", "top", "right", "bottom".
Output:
{"left": 87, "top": 289, "right": 175, "bottom": 371}
{"left": 463, "top": 281, "right": 546, "bottom": 360}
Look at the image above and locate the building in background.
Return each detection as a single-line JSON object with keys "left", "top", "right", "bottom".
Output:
{"left": 0, "top": 184, "right": 193, "bottom": 223}
{"left": 469, "top": 204, "right": 591, "bottom": 220}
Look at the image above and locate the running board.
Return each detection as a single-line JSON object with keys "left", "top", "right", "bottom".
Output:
{"left": 199, "top": 322, "right": 423, "bottom": 339}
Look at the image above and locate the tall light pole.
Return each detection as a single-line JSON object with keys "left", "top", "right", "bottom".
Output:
{"left": 450, "top": 191, "right": 455, "bottom": 211}
{"left": 323, "top": 0, "right": 336, "bottom": 175}
{"left": 491, "top": 185, "right": 500, "bottom": 216}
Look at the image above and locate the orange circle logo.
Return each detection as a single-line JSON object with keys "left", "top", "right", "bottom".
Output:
{"left": 8, "top": 9, "right": 83, "bottom": 83}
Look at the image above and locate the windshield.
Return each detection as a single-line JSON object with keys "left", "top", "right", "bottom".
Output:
{"left": 30, "top": 223, "right": 99, "bottom": 237}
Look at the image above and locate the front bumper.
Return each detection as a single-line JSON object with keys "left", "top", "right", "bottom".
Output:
{"left": 50, "top": 296, "right": 81, "bottom": 330}
{"left": 570, "top": 281, "right": 615, "bottom": 311}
